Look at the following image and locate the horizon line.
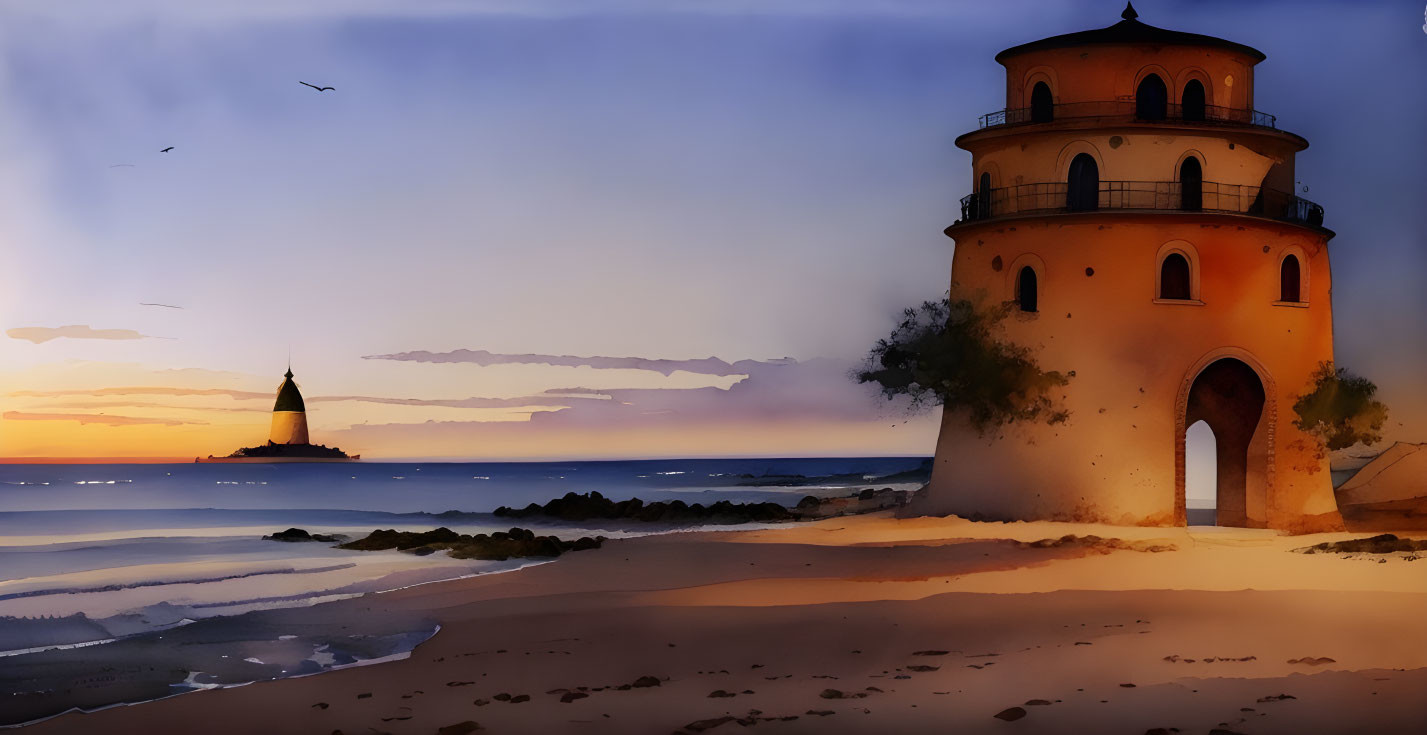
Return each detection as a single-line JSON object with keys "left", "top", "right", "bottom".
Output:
{"left": 0, "top": 453, "right": 934, "bottom": 465}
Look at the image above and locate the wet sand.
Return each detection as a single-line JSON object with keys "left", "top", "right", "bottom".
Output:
{"left": 13, "top": 514, "right": 1427, "bottom": 734}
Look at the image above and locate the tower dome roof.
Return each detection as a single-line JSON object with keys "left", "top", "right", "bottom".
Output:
{"left": 274, "top": 368, "right": 306, "bottom": 412}
{"left": 994, "top": 2, "right": 1265, "bottom": 65}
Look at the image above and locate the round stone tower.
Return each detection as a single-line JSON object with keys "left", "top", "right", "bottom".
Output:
{"left": 269, "top": 367, "right": 311, "bottom": 446}
{"left": 919, "top": 3, "right": 1341, "bottom": 532}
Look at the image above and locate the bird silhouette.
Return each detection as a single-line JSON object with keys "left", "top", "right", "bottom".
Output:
{"left": 160, "top": 147, "right": 174, "bottom": 153}
{"left": 140, "top": 303, "right": 183, "bottom": 309}
{"left": 299, "top": 81, "right": 335, "bottom": 92}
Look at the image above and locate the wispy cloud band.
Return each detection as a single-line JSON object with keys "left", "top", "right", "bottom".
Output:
{"left": 6, "top": 325, "right": 163, "bottom": 344}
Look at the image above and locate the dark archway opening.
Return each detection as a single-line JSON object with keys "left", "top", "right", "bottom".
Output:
{"left": 1016, "top": 266, "right": 1038, "bottom": 312}
{"left": 1184, "top": 358, "right": 1267, "bottom": 527}
{"left": 1280, "top": 255, "right": 1301, "bottom": 302}
{"left": 1182, "top": 80, "right": 1206, "bottom": 122}
{"left": 1136, "top": 74, "right": 1168, "bottom": 121}
{"left": 1159, "top": 253, "right": 1191, "bottom": 300}
{"left": 1179, "top": 157, "right": 1202, "bottom": 211}
{"left": 1066, "top": 153, "right": 1099, "bottom": 212}
{"left": 1030, "top": 82, "right": 1054, "bottom": 123}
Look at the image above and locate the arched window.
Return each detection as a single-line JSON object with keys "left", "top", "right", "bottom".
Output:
{"left": 1066, "top": 153, "right": 1099, "bottom": 212}
{"left": 1160, "top": 253, "right": 1192, "bottom": 300}
{"left": 1182, "top": 80, "right": 1206, "bottom": 122}
{"left": 1030, "top": 82, "right": 1053, "bottom": 123}
{"left": 1136, "top": 74, "right": 1168, "bottom": 121}
{"left": 1280, "top": 255, "right": 1302, "bottom": 302}
{"left": 978, "top": 172, "right": 992, "bottom": 219}
{"left": 1179, "top": 157, "right": 1202, "bottom": 211}
{"left": 1017, "top": 266, "right": 1038, "bottom": 312}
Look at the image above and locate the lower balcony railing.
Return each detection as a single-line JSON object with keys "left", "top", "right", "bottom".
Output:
{"left": 977, "top": 101, "right": 1277, "bottom": 130}
{"left": 957, "top": 180, "right": 1325, "bottom": 228}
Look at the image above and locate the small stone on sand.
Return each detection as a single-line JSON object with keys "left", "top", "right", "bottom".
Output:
{"left": 993, "top": 707, "right": 1027, "bottom": 721}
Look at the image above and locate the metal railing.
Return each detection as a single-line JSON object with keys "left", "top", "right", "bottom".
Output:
{"left": 957, "top": 180, "right": 1325, "bottom": 228}
{"left": 977, "top": 101, "right": 1277, "bottom": 130}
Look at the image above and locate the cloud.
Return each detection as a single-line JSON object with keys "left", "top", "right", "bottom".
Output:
{"left": 6, "top": 325, "right": 161, "bottom": 345}
{"left": 2, "top": 411, "right": 206, "bottom": 427}
{"left": 30, "top": 401, "right": 268, "bottom": 413}
{"left": 308, "top": 394, "right": 609, "bottom": 408}
{"left": 345, "top": 352, "right": 909, "bottom": 431}
{"left": 363, "top": 349, "right": 795, "bottom": 377}
{"left": 9, "top": 387, "right": 270, "bottom": 400}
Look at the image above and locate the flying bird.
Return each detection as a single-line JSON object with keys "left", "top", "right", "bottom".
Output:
{"left": 299, "top": 81, "right": 335, "bottom": 92}
{"left": 140, "top": 302, "right": 183, "bottom": 309}
{"left": 160, "top": 147, "right": 174, "bottom": 153}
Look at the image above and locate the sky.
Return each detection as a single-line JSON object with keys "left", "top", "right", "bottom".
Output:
{"left": 0, "top": 0, "right": 1423, "bottom": 461}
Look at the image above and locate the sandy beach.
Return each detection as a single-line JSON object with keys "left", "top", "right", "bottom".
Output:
{"left": 10, "top": 512, "right": 1426, "bottom": 734}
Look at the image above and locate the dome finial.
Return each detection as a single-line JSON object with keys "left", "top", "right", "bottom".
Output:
{"left": 1121, "top": 2, "right": 1138, "bottom": 20}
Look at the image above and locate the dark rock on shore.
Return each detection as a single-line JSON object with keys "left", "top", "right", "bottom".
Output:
{"left": 993, "top": 706, "right": 1027, "bottom": 721}
{"left": 493, "top": 488, "right": 910, "bottom": 525}
{"left": 263, "top": 528, "right": 344, "bottom": 543}
{"left": 494, "top": 491, "right": 794, "bottom": 524}
{"left": 1297, "top": 534, "right": 1427, "bottom": 554}
{"left": 338, "top": 527, "right": 603, "bottom": 561}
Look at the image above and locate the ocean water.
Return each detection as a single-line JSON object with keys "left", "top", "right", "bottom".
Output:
{"left": 0, "top": 457, "right": 928, "bottom": 653}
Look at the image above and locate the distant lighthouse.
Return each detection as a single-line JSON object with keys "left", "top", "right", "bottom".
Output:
{"left": 200, "top": 363, "right": 355, "bottom": 462}
{"left": 269, "top": 367, "right": 311, "bottom": 445}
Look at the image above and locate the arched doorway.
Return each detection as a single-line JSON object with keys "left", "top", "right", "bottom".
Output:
{"left": 1136, "top": 74, "right": 1168, "bottom": 121}
{"left": 1030, "top": 82, "right": 1053, "bottom": 123}
{"left": 1179, "top": 157, "right": 1202, "bottom": 211}
{"left": 1181, "top": 80, "right": 1206, "bottom": 122}
{"left": 1182, "top": 358, "right": 1268, "bottom": 527}
{"left": 1066, "top": 153, "right": 1099, "bottom": 212}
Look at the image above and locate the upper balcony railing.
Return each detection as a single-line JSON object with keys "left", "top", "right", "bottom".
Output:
{"left": 957, "top": 180, "right": 1324, "bottom": 228}
{"left": 977, "top": 101, "right": 1277, "bottom": 130}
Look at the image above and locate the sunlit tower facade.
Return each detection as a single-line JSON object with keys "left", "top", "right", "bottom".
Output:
{"left": 918, "top": 4, "right": 1341, "bottom": 532}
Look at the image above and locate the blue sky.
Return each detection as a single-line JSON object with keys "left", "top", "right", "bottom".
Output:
{"left": 0, "top": 0, "right": 1422, "bottom": 459}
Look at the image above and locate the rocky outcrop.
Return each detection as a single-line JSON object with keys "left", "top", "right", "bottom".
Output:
{"left": 1335, "top": 443, "right": 1427, "bottom": 529}
{"left": 494, "top": 488, "right": 909, "bottom": 525}
{"left": 263, "top": 528, "right": 345, "bottom": 543}
{"left": 494, "top": 492, "right": 794, "bottom": 524}
{"left": 338, "top": 527, "right": 603, "bottom": 561}
{"left": 1337, "top": 442, "right": 1426, "bottom": 505}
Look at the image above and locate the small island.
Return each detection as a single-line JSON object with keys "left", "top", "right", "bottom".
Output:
{"left": 198, "top": 366, "right": 359, "bottom": 463}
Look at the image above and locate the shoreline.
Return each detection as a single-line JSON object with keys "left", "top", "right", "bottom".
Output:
{"left": 5, "top": 513, "right": 1425, "bottom": 733}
